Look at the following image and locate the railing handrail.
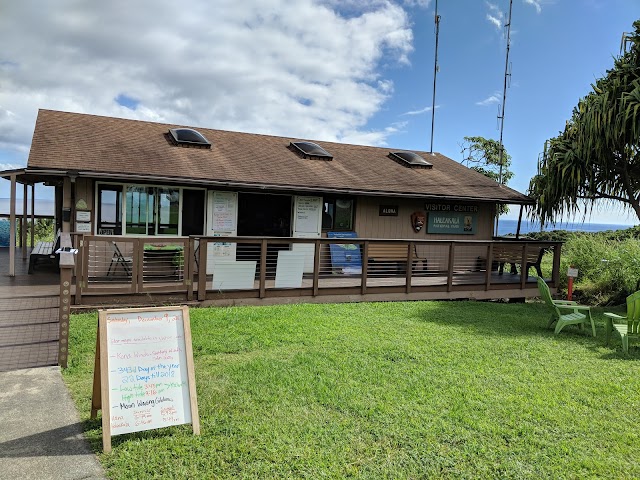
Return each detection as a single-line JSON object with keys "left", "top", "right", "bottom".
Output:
{"left": 188, "top": 235, "right": 561, "bottom": 246}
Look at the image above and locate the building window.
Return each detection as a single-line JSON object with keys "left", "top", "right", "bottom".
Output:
{"left": 97, "top": 184, "right": 122, "bottom": 235}
{"left": 97, "top": 182, "right": 200, "bottom": 236}
{"left": 323, "top": 198, "right": 354, "bottom": 230}
{"left": 124, "top": 185, "right": 180, "bottom": 235}
{"left": 126, "top": 186, "right": 156, "bottom": 235}
{"left": 157, "top": 187, "right": 180, "bottom": 235}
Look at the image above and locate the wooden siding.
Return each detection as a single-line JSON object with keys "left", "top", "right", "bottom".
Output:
{"left": 354, "top": 196, "right": 495, "bottom": 241}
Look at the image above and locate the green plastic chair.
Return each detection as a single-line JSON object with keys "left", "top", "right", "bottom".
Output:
{"left": 537, "top": 277, "right": 596, "bottom": 336}
{"left": 604, "top": 290, "right": 640, "bottom": 354}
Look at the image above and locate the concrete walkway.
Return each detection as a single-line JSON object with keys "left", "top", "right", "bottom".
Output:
{"left": 0, "top": 367, "right": 106, "bottom": 480}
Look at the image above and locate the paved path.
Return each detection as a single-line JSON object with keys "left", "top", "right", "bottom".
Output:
{"left": 0, "top": 251, "right": 104, "bottom": 478}
{"left": 0, "top": 367, "right": 105, "bottom": 479}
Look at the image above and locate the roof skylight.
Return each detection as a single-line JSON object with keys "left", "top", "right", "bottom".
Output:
{"left": 169, "top": 128, "right": 211, "bottom": 148}
{"left": 290, "top": 141, "right": 333, "bottom": 160}
{"left": 389, "top": 151, "right": 433, "bottom": 169}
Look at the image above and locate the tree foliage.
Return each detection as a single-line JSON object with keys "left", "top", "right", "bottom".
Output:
{"left": 529, "top": 20, "right": 640, "bottom": 224}
{"left": 460, "top": 135, "right": 513, "bottom": 215}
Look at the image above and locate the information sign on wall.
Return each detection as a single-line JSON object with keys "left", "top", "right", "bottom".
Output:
{"left": 76, "top": 210, "right": 91, "bottom": 222}
{"left": 427, "top": 212, "right": 477, "bottom": 235}
{"left": 294, "top": 196, "right": 322, "bottom": 234}
{"left": 92, "top": 306, "right": 200, "bottom": 453}
{"left": 211, "top": 191, "right": 237, "bottom": 231}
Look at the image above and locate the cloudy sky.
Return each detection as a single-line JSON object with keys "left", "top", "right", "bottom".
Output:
{"left": 0, "top": 0, "right": 638, "bottom": 223}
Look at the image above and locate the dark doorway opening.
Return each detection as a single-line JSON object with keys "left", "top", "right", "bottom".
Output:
{"left": 237, "top": 193, "right": 292, "bottom": 277}
{"left": 182, "top": 189, "right": 205, "bottom": 236}
{"left": 237, "top": 193, "right": 291, "bottom": 237}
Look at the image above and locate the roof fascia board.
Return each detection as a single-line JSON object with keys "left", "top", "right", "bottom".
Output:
{"left": 0, "top": 168, "right": 27, "bottom": 178}
{"left": 22, "top": 168, "right": 533, "bottom": 205}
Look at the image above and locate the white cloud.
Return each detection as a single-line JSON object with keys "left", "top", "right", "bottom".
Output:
{"left": 403, "top": 0, "right": 432, "bottom": 7}
{"left": 476, "top": 92, "right": 501, "bottom": 106}
{"left": 0, "top": 0, "right": 414, "bottom": 166}
{"left": 401, "top": 105, "right": 438, "bottom": 115}
{"left": 486, "top": 14, "right": 503, "bottom": 30}
{"left": 341, "top": 121, "right": 408, "bottom": 146}
{"left": 485, "top": 1, "right": 504, "bottom": 32}
{"left": 523, "top": 0, "right": 542, "bottom": 13}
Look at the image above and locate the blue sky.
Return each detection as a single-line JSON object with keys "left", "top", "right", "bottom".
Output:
{"left": 0, "top": 0, "right": 639, "bottom": 224}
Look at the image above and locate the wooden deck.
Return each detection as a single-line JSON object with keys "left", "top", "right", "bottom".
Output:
{"left": 0, "top": 248, "right": 60, "bottom": 371}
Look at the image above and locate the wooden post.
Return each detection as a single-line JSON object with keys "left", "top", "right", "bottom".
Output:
{"left": 136, "top": 238, "right": 144, "bottom": 293}
{"left": 30, "top": 184, "right": 35, "bottom": 248}
{"left": 485, "top": 243, "right": 493, "bottom": 291}
{"left": 75, "top": 236, "right": 84, "bottom": 306}
{"left": 259, "top": 239, "right": 267, "bottom": 299}
{"left": 198, "top": 239, "right": 207, "bottom": 301}
{"left": 62, "top": 176, "right": 72, "bottom": 234}
{"left": 520, "top": 243, "right": 528, "bottom": 289}
{"left": 361, "top": 241, "right": 368, "bottom": 295}
{"left": 58, "top": 234, "right": 75, "bottom": 368}
{"left": 446, "top": 242, "right": 455, "bottom": 292}
{"left": 9, "top": 174, "right": 16, "bottom": 277}
{"left": 187, "top": 237, "right": 195, "bottom": 301}
{"left": 22, "top": 182, "right": 27, "bottom": 259}
{"left": 405, "top": 242, "right": 413, "bottom": 294}
{"left": 312, "top": 240, "right": 321, "bottom": 296}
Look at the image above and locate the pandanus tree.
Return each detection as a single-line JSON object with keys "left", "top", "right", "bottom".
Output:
{"left": 529, "top": 20, "right": 640, "bottom": 224}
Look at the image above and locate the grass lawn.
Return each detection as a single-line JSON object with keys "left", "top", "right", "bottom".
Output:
{"left": 64, "top": 301, "right": 640, "bottom": 479}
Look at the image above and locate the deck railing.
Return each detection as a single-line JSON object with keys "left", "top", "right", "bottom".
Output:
{"left": 75, "top": 235, "right": 562, "bottom": 304}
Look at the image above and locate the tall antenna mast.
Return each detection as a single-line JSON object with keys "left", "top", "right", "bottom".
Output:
{"left": 429, "top": 0, "right": 441, "bottom": 154}
{"left": 495, "top": 0, "right": 513, "bottom": 235}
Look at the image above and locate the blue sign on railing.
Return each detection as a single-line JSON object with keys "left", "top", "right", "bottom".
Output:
{"left": 327, "top": 232, "right": 362, "bottom": 274}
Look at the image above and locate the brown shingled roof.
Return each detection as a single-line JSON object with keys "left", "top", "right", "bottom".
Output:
{"left": 26, "top": 109, "right": 532, "bottom": 204}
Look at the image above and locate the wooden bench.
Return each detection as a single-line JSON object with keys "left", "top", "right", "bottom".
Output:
{"left": 367, "top": 243, "right": 427, "bottom": 273}
{"left": 28, "top": 229, "right": 61, "bottom": 274}
{"left": 492, "top": 244, "right": 547, "bottom": 277}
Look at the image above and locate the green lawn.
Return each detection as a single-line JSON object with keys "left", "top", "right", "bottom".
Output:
{"left": 64, "top": 301, "right": 639, "bottom": 479}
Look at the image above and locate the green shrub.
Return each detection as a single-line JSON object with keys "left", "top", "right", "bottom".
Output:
{"left": 559, "top": 234, "right": 640, "bottom": 305}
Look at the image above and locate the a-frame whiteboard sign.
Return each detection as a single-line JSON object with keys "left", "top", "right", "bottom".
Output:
{"left": 92, "top": 306, "right": 200, "bottom": 453}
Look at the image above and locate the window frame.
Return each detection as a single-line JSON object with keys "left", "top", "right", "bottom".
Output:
{"left": 322, "top": 196, "right": 355, "bottom": 231}
{"left": 94, "top": 181, "right": 206, "bottom": 237}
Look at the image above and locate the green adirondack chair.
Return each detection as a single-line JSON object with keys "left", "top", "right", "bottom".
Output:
{"left": 604, "top": 290, "right": 640, "bottom": 354}
{"left": 537, "top": 277, "right": 596, "bottom": 336}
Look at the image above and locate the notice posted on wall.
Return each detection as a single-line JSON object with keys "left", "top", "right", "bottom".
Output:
{"left": 94, "top": 306, "right": 200, "bottom": 452}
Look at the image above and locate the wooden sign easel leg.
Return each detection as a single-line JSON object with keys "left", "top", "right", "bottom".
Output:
{"left": 91, "top": 326, "right": 101, "bottom": 419}
{"left": 98, "top": 312, "right": 112, "bottom": 453}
